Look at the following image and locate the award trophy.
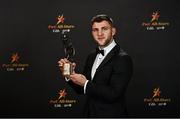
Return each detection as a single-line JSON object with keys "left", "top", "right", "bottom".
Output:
{"left": 61, "top": 29, "right": 75, "bottom": 77}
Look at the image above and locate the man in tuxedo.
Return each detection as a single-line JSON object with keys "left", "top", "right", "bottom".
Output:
{"left": 58, "top": 14, "right": 133, "bottom": 117}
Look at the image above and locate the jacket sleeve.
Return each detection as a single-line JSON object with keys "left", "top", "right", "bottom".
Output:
{"left": 85, "top": 55, "right": 133, "bottom": 103}
{"left": 67, "top": 54, "right": 92, "bottom": 94}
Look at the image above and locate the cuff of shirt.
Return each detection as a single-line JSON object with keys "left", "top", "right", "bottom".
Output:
{"left": 65, "top": 77, "right": 70, "bottom": 82}
{"left": 84, "top": 80, "right": 89, "bottom": 94}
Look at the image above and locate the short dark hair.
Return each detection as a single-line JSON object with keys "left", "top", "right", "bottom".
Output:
{"left": 91, "top": 14, "right": 114, "bottom": 26}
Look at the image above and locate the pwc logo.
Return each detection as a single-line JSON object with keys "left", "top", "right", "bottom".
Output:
{"left": 11, "top": 53, "right": 19, "bottom": 63}
{"left": 58, "top": 89, "right": 67, "bottom": 99}
{"left": 144, "top": 87, "right": 171, "bottom": 107}
{"left": 48, "top": 14, "right": 75, "bottom": 33}
{"left": 49, "top": 88, "right": 77, "bottom": 108}
{"left": 142, "top": 11, "right": 170, "bottom": 31}
{"left": 2, "top": 52, "right": 29, "bottom": 72}
{"left": 57, "top": 14, "right": 65, "bottom": 24}
{"left": 152, "top": 87, "right": 161, "bottom": 98}
{"left": 151, "top": 11, "right": 160, "bottom": 22}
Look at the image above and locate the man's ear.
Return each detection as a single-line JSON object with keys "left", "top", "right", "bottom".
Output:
{"left": 112, "top": 27, "right": 116, "bottom": 36}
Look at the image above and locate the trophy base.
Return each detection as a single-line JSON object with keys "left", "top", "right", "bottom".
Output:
{"left": 63, "top": 63, "right": 73, "bottom": 76}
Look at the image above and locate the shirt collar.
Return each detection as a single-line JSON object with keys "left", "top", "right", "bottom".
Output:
{"left": 99, "top": 39, "right": 116, "bottom": 56}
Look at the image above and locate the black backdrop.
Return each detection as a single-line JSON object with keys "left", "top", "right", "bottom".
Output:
{"left": 0, "top": 0, "right": 179, "bottom": 117}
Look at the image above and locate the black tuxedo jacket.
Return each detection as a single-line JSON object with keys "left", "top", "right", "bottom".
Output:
{"left": 69, "top": 44, "right": 133, "bottom": 117}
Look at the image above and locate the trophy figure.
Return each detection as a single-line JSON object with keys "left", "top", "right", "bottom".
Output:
{"left": 61, "top": 29, "right": 75, "bottom": 77}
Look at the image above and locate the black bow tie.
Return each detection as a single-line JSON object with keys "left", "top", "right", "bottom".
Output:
{"left": 96, "top": 48, "right": 104, "bottom": 56}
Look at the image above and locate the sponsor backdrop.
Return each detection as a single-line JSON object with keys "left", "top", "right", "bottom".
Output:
{"left": 0, "top": 0, "right": 179, "bottom": 117}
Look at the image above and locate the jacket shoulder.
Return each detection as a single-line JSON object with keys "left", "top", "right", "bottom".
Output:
{"left": 118, "top": 48, "right": 128, "bottom": 57}
{"left": 116, "top": 48, "right": 132, "bottom": 65}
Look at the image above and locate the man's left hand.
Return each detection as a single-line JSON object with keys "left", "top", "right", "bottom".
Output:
{"left": 69, "top": 73, "right": 87, "bottom": 87}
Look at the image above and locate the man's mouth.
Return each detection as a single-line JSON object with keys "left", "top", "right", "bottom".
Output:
{"left": 98, "top": 37, "right": 105, "bottom": 40}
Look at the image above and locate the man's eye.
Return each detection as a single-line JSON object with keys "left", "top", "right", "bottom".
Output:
{"left": 102, "top": 27, "right": 109, "bottom": 31}
{"left": 92, "top": 29, "right": 98, "bottom": 32}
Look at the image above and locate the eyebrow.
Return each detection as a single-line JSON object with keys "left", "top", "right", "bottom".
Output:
{"left": 92, "top": 26, "right": 110, "bottom": 29}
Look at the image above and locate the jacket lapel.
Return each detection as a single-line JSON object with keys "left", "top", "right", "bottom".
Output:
{"left": 89, "top": 52, "right": 97, "bottom": 68}
{"left": 96, "top": 45, "right": 120, "bottom": 71}
{"left": 86, "top": 52, "right": 97, "bottom": 80}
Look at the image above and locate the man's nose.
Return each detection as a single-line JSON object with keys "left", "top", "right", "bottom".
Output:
{"left": 97, "top": 30, "right": 103, "bottom": 36}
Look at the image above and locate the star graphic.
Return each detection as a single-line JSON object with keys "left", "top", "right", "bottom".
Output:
{"left": 153, "top": 88, "right": 161, "bottom": 98}
{"left": 58, "top": 89, "right": 67, "bottom": 99}
{"left": 57, "top": 15, "right": 65, "bottom": 24}
{"left": 151, "top": 12, "right": 160, "bottom": 22}
{"left": 11, "top": 53, "right": 19, "bottom": 63}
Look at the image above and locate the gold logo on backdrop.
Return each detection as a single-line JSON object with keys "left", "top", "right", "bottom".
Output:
{"left": 151, "top": 11, "right": 160, "bottom": 22}
{"left": 48, "top": 14, "right": 75, "bottom": 33}
{"left": 144, "top": 87, "right": 171, "bottom": 107}
{"left": 11, "top": 53, "right": 19, "bottom": 63}
{"left": 57, "top": 14, "right": 65, "bottom": 24}
{"left": 2, "top": 52, "right": 29, "bottom": 71}
{"left": 152, "top": 87, "right": 161, "bottom": 98}
{"left": 142, "top": 11, "right": 170, "bottom": 30}
{"left": 49, "top": 88, "right": 77, "bottom": 108}
{"left": 58, "top": 89, "right": 67, "bottom": 99}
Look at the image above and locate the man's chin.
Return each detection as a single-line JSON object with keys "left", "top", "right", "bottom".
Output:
{"left": 96, "top": 41, "right": 109, "bottom": 47}
{"left": 99, "top": 41, "right": 110, "bottom": 46}
{"left": 98, "top": 43, "right": 105, "bottom": 47}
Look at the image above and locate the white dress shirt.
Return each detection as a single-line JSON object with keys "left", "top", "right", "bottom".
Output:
{"left": 84, "top": 40, "right": 116, "bottom": 94}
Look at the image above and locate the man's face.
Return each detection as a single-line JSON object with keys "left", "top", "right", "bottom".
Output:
{"left": 92, "top": 20, "right": 116, "bottom": 48}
